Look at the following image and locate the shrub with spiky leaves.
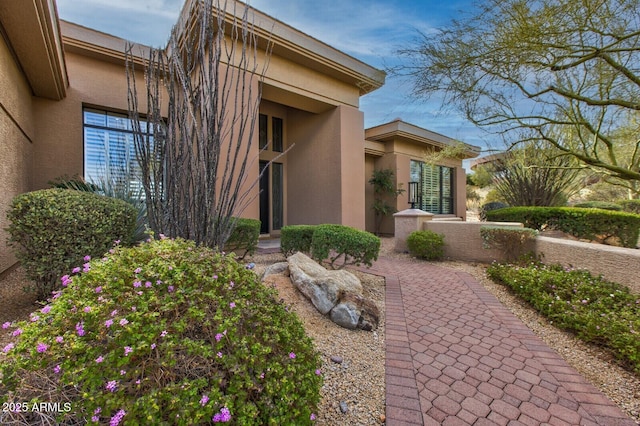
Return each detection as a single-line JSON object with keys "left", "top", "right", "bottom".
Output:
{"left": 0, "top": 238, "right": 322, "bottom": 425}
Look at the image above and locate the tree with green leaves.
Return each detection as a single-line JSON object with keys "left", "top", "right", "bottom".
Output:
{"left": 397, "top": 0, "right": 640, "bottom": 192}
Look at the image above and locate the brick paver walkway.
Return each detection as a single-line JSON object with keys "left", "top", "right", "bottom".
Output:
{"left": 366, "top": 257, "right": 637, "bottom": 426}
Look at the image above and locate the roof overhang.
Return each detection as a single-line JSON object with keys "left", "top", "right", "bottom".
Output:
{"left": 0, "top": 0, "right": 68, "bottom": 100}
{"left": 366, "top": 119, "right": 481, "bottom": 159}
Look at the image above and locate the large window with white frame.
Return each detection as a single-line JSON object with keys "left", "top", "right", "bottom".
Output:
{"left": 83, "top": 108, "right": 151, "bottom": 194}
{"left": 410, "top": 160, "right": 454, "bottom": 214}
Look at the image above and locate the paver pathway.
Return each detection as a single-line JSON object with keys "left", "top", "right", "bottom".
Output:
{"left": 367, "top": 256, "right": 637, "bottom": 426}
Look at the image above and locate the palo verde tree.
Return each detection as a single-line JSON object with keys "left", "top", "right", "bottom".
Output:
{"left": 397, "top": 0, "right": 640, "bottom": 192}
{"left": 126, "top": 0, "right": 273, "bottom": 249}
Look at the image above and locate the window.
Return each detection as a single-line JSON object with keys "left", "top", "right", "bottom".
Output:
{"left": 83, "top": 108, "right": 151, "bottom": 194}
{"left": 272, "top": 117, "right": 283, "bottom": 152}
{"left": 258, "top": 113, "right": 284, "bottom": 152}
{"left": 410, "top": 160, "right": 454, "bottom": 214}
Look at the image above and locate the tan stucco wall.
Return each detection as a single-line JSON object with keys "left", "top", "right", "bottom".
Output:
{"left": 0, "top": 34, "right": 35, "bottom": 272}
{"left": 287, "top": 105, "right": 365, "bottom": 229}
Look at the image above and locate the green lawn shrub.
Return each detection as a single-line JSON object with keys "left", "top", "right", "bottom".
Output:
{"left": 480, "top": 226, "right": 538, "bottom": 261}
{"left": 573, "top": 201, "right": 622, "bottom": 211}
{"left": 6, "top": 188, "right": 137, "bottom": 298}
{"left": 310, "top": 224, "right": 380, "bottom": 269}
{"left": 406, "top": 230, "right": 445, "bottom": 260}
{"left": 479, "top": 201, "right": 509, "bottom": 221}
{"left": 0, "top": 237, "right": 322, "bottom": 425}
{"left": 224, "top": 218, "right": 260, "bottom": 259}
{"left": 486, "top": 206, "right": 640, "bottom": 248}
{"left": 620, "top": 199, "right": 640, "bottom": 215}
{"left": 280, "top": 225, "right": 317, "bottom": 256}
{"left": 487, "top": 261, "right": 640, "bottom": 373}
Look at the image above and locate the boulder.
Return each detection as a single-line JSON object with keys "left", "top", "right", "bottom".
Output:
{"left": 287, "top": 252, "right": 363, "bottom": 315}
{"left": 330, "top": 292, "right": 380, "bottom": 331}
{"left": 261, "top": 262, "right": 289, "bottom": 280}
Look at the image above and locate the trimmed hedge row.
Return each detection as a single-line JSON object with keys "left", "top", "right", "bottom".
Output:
{"left": 224, "top": 218, "right": 261, "bottom": 260}
{"left": 280, "top": 224, "right": 380, "bottom": 269}
{"left": 486, "top": 207, "right": 640, "bottom": 248}
{"left": 620, "top": 199, "right": 640, "bottom": 215}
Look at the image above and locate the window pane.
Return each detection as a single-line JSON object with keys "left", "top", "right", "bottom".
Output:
{"left": 272, "top": 117, "right": 283, "bottom": 152}
{"left": 84, "top": 109, "right": 106, "bottom": 127}
{"left": 272, "top": 162, "right": 283, "bottom": 230}
{"left": 107, "top": 112, "right": 131, "bottom": 131}
{"left": 259, "top": 114, "right": 268, "bottom": 150}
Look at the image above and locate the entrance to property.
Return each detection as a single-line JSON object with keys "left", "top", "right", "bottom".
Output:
{"left": 259, "top": 160, "right": 283, "bottom": 234}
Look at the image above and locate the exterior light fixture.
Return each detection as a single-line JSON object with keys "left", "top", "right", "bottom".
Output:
{"left": 408, "top": 181, "right": 418, "bottom": 209}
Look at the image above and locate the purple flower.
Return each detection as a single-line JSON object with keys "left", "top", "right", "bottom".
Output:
{"left": 145, "top": 281, "right": 152, "bottom": 288}
{"left": 72, "top": 267, "right": 81, "bottom": 274}
{"left": 12, "top": 329, "right": 22, "bottom": 337}
{"left": 105, "top": 380, "right": 118, "bottom": 392}
{"left": 168, "top": 286, "right": 174, "bottom": 293}
{"left": 289, "top": 352, "right": 296, "bottom": 359}
{"left": 120, "top": 370, "right": 126, "bottom": 376}
{"left": 160, "top": 330, "right": 168, "bottom": 338}
{"left": 114, "top": 239, "right": 121, "bottom": 245}
{"left": 215, "top": 333, "right": 224, "bottom": 342}
{"left": 91, "top": 416, "right": 99, "bottom": 422}
{"left": 110, "top": 310, "right": 118, "bottom": 317}
{"left": 94, "top": 408, "right": 101, "bottom": 415}
{"left": 52, "top": 290, "right": 61, "bottom": 300}
{"left": 134, "top": 268, "right": 142, "bottom": 274}
{"left": 36, "top": 343, "right": 48, "bottom": 353}
{"left": 56, "top": 336, "right": 64, "bottom": 343}
{"left": 199, "top": 395, "right": 209, "bottom": 406}
{"left": 315, "top": 369, "right": 321, "bottom": 375}
{"left": 30, "top": 315, "right": 40, "bottom": 322}
{"left": 135, "top": 379, "right": 141, "bottom": 385}
{"left": 213, "top": 274, "right": 218, "bottom": 280}
{"left": 119, "top": 318, "right": 129, "bottom": 326}
{"left": 84, "top": 255, "right": 91, "bottom": 262}
{"left": 61, "top": 275, "right": 71, "bottom": 286}
{"left": 229, "top": 281, "right": 235, "bottom": 289}
{"left": 310, "top": 413, "right": 316, "bottom": 421}
{"left": 151, "top": 343, "right": 156, "bottom": 350}
{"left": 3, "top": 343, "right": 15, "bottom": 353}
{"left": 110, "top": 409, "right": 126, "bottom": 426}
{"left": 136, "top": 291, "right": 143, "bottom": 296}
{"left": 156, "top": 280, "right": 162, "bottom": 285}
{"left": 105, "top": 319, "right": 114, "bottom": 328}
{"left": 53, "top": 365, "right": 61, "bottom": 374}
{"left": 41, "top": 305, "right": 51, "bottom": 314}
{"left": 95, "top": 356, "right": 104, "bottom": 363}
{"left": 217, "top": 352, "right": 223, "bottom": 358}
{"left": 76, "top": 322, "right": 85, "bottom": 336}
{"left": 133, "top": 281, "right": 141, "bottom": 288}
{"left": 124, "top": 346, "right": 133, "bottom": 356}
{"left": 95, "top": 286, "right": 102, "bottom": 293}
{"left": 2, "top": 321, "right": 11, "bottom": 329}
{"left": 229, "top": 302, "right": 236, "bottom": 309}
{"left": 84, "top": 306, "right": 92, "bottom": 313}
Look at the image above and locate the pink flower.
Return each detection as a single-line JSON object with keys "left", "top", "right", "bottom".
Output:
{"left": 84, "top": 255, "right": 91, "bottom": 262}
{"left": 91, "top": 416, "right": 99, "bottom": 422}
{"left": 134, "top": 268, "right": 142, "bottom": 274}
{"left": 315, "top": 369, "right": 321, "bottom": 375}
{"left": 200, "top": 395, "right": 209, "bottom": 406}
{"left": 12, "top": 329, "right": 22, "bottom": 337}
{"left": 105, "top": 380, "right": 118, "bottom": 392}
{"left": 3, "top": 343, "right": 14, "bottom": 353}
{"left": 30, "top": 315, "right": 40, "bottom": 322}
{"left": 41, "top": 305, "right": 51, "bottom": 314}
{"left": 229, "top": 302, "right": 236, "bottom": 309}
{"left": 76, "top": 322, "right": 85, "bottom": 336}
{"left": 95, "top": 356, "right": 104, "bottom": 363}
{"left": 53, "top": 365, "right": 61, "bottom": 374}
{"left": 289, "top": 352, "right": 296, "bottom": 359}
{"left": 160, "top": 330, "right": 168, "bottom": 338}
{"left": 212, "top": 407, "right": 231, "bottom": 423}
{"left": 110, "top": 408, "right": 126, "bottom": 425}
{"left": 213, "top": 275, "right": 218, "bottom": 280}
{"left": 105, "top": 319, "right": 114, "bottom": 328}
{"left": 150, "top": 343, "right": 156, "bottom": 350}
{"left": 119, "top": 318, "right": 129, "bottom": 326}
{"left": 95, "top": 286, "right": 102, "bottom": 293}
{"left": 83, "top": 263, "right": 91, "bottom": 273}
{"left": 310, "top": 413, "right": 316, "bottom": 421}
{"left": 217, "top": 352, "right": 223, "bottom": 358}
{"left": 145, "top": 281, "right": 152, "bottom": 288}
{"left": 133, "top": 281, "right": 141, "bottom": 288}
{"left": 229, "top": 281, "right": 235, "bottom": 289}
{"left": 156, "top": 280, "right": 162, "bottom": 285}
{"left": 56, "top": 336, "right": 64, "bottom": 343}
{"left": 120, "top": 370, "right": 126, "bottom": 375}
{"left": 84, "top": 306, "right": 92, "bottom": 313}
{"left": 2, "top": 321, "right": 11, "bottom": 329}
{"left": 215, "top": 333, "right": 224, "bottom": 342}
{"left": 168, "top": 286, "right": 174, "bottom": 293}
{"left": 36, "top": 343, "right": 48, "bottom": 353}
{"left": 72, "top": 267, "right": 81, "bottom": 274}
{"left": 124, "top": 346, "right": 133, "bottom": 356}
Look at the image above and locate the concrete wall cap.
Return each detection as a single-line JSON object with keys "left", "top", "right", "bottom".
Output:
{"left": 393, "top": 209, "right": 434, "bottom": 217}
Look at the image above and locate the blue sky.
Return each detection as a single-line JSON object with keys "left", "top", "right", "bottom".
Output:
{"left": 56, "top": 0, "right": 490, "bottom": 155}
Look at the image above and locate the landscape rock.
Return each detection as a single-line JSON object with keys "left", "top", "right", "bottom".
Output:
{"left": 331, "top": 292, "right": 380, "bottom": 331}
{"left": 287, "top": 252, "right": 363, "bottom": 315}
{"left": 339, "top": 401, "right": 349, "bottom": 414}
{"left": 330, "top": 355, "right": 343, "bottom": 364}
{"left": 261, "top": 262, "right": 289, "bottom": 280}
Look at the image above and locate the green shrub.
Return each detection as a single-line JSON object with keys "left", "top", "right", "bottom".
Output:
{"left": 406, "top": 230, "right": 445, "bottom": 260}
{"left": 6, "top": 189, "right": 137, "bottom": 298}
{"left": 486, "top": 206, "right": 640, "bottom": 248}
{"left": 0, "top": 238, "right": 322, "bottom": 425}
{"left": 573, "top": 201, "right": 622, "bottom": 211}
{"left": 620, "top": 199, "right": 640, "bottom": 215}
{"left": 224, "top": 218, "right": 260, "bottom": 260}
{"left": 480, "top": 226, "right": 538, "bottom": 261}
{"left": 487, "top": 261, "right": 640, "bottom": 373}
{"left": 310, "top": 224, "right": 380, "bottom": 269}
{"left": 280, "top": 225, "right": 317, "bottom": 256}
{"left": 479, "top": 201, "right": 509, "bottom": 221}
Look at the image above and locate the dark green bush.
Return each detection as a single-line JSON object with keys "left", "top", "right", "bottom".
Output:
{"left": 479, "top": 201, "right": 509, "bottom": 221}
{"left": 6, "top": 189, "right": 137, "bottom": 298}
{"left": 573, "top": 201, "right": 622, "bottom": 211}
{"left": 620, "top": 199, "right": 640, "bottom": 215}
{"left": 406, "top": 230, "right": 445, "bottom": 260}
{"left": 480, "top": 226, "right": 538, "bottom": 261}
{"left": 487, "top": 261, "right": 640, "bottom": 373}
{"left": 280, "top": 225, "right": 317, "bottom": 256}
{"left": 486, "top": 206, "right": 640, "bottom": 248}
{"left": 310, "top": 224, "right": 380, "bottom": 269}
{"left": 224, "top": 218, "right": 260, "bottom": 259}
{"left": 0, "top": 237, "right": 322, "bottom": 425}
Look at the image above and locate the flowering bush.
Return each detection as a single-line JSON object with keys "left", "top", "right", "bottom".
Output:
{"left": 0, "top": 238, "right": 322, "bottom": 425}
{"left": 487, "top": 261, "right": 640, "bottom": 373}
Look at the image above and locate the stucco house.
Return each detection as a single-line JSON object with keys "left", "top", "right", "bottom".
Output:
{"left": 0, "top": 0, "right": 478, "bottom": 275}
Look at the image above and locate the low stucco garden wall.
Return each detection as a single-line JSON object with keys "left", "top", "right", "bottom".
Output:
{"left": 416, "top": 219, "right": 640, "bottom": 292}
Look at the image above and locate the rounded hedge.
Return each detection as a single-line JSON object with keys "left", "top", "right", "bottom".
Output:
{"left": 406, "top": 230, "right": 445, "bottom": 260}
{"left": 0, "top": 238, "right": 322, "bottom": 425}
{"left": 6, "top": 188, "right": 137, "bottom": 298}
